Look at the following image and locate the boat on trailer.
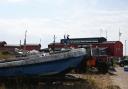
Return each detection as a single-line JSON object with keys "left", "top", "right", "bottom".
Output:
{"left": 0, "top": 48, "right": 86, "bottom": 77}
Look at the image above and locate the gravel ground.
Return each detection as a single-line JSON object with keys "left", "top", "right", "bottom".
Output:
{"left": 111, "top": 67, "right": 128, "bottom": 89}
{"left": 0, "top": 68, "right": 126, "bottom": 89}
{"left": 74, "top": 73, "right": 114, "bottom": 89}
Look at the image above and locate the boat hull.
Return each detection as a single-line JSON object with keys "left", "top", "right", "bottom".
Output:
{"left": 0, "top": 55, "right": 85, "bottom": 77}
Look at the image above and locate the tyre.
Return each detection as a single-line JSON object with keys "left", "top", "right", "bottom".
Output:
{"left": 96, "top": 61, "right": 109, "bottom": 73}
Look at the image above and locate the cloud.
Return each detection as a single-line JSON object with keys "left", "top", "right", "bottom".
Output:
{"left": 0, "top": 0, "right": 27, "bottom": 4}
{"left": 0, "top": 0, "right": 128, "bottom": 48}
{"left": 0, "top": 9, "right": 128, "bottom": 48}
{"left": 8, "top": 0, "right": 23, "bottom": 2}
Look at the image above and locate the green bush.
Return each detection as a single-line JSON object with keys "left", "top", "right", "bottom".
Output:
{"left": 1, "top": 51, "right": 10, "bottom": 55}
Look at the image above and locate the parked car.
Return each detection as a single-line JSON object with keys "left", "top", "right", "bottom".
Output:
{"left": 124, "top": 65, "right": 128, "bottom": 71}
{"left": 119, "top": 56, "right": 128, "bottom": 67}
{"left": 123, "top": 59, "right": 128, "bottom": 71}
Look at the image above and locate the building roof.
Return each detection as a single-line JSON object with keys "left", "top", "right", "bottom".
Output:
{"left": 62, "top": 37, "right": 106, "bottom": 40}
{"left": 48, "top": 43, "right": 63, "bottom": 45}
{"left": 61, "top": 37, "right": 107, "bottom": 44}
{"left": 102, "top": 41, "right": 122, "bottom": 44}
{"left": 5, "top": 44, "right": 41, "bottom": 46}
{"left": 21, "top": 44, "right": 41, "bottom": 46}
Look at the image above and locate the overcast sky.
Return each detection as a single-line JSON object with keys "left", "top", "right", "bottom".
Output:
{"left": 0, "top": 0, "right": 128, "bottom": 50}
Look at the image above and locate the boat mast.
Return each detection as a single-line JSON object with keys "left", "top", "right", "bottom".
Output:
{"left": 20, "top": 40, "right": 21, "bottom": 49}
{"left": 52, "top": 35, "right": 56, "bottom": 51}
{"left": 53, "top": 35, "right": 56, "bottom": 43}
{"left": 24, "top": 30, "right": 27, "bottom": 51}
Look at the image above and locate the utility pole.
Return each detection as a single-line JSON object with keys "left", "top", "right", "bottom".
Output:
{"left": 119, "top": 29, "right": 122, "bottom": 41}
{"left": 125, "top": 40, "right": 127, "bottom": 56}
{"left": 20, "top": 40, "right": 21, "bottom": 49}
{"left": 99, "top": 28, "right": 103, "bottom": 37}
{"left": 106, "top": 30, "right": 108, "bottom": 39}
{"left": 39, "top": 38, "right": 41, "bottom": 44}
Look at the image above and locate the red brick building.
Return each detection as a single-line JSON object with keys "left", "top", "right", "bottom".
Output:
{"left": 48, "top": 37, "right": 123, "bottom": 58}
{"left": 0, "top": 41, "right": 41, "bottom": 52}
{"left": 91, "top": 41, "right": 123, "bottom": 57}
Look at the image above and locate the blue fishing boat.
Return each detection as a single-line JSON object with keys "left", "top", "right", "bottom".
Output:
{"left": 0, "top": 48, "right": 86, "bottom": 77}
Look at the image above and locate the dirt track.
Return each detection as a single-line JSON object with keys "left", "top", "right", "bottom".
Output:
{"left": 111, "top": 67, "right": 128, "bottom": 89}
